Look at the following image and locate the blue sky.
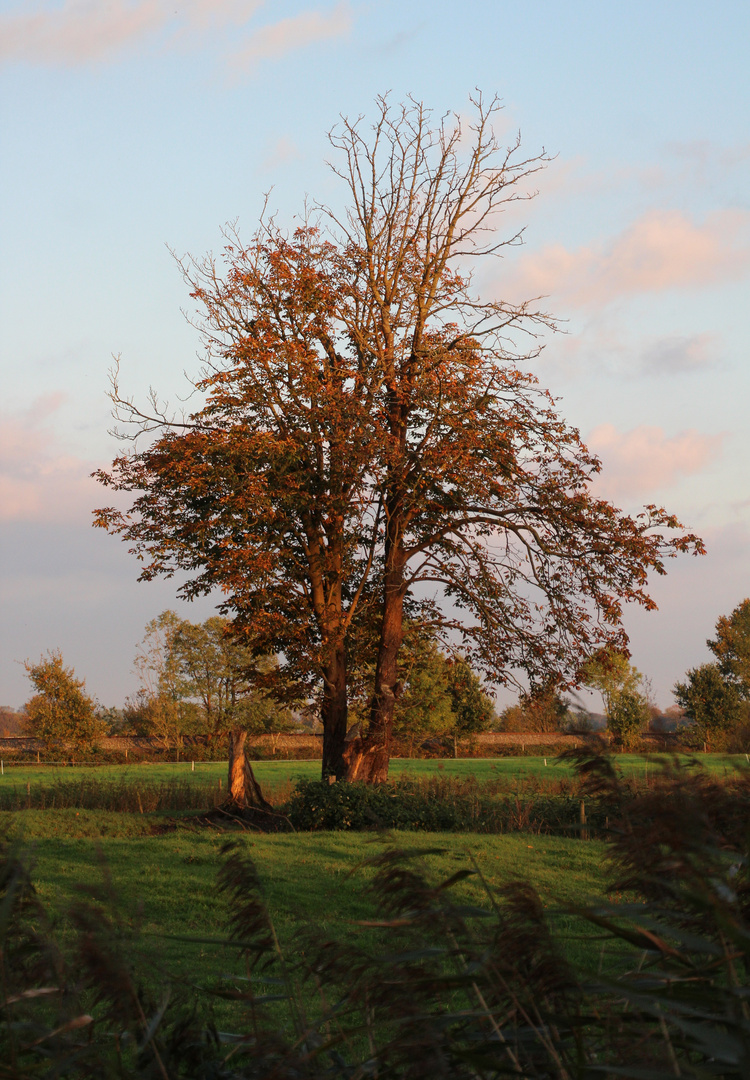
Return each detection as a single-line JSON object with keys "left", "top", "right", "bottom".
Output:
{"left": 1, "top": 0, "right": 748, "bottom": 709}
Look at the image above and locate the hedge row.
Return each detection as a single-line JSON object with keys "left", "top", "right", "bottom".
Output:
{"left": 287, "top": 778, "right": 602, "bottom": 834}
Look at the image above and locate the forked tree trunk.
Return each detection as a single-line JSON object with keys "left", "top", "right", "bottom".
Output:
{"left": 226, "top": 729, "right": 272, "bottom": 812}
{"left": 321, "top": 642, "right": 348, "bottom": 780}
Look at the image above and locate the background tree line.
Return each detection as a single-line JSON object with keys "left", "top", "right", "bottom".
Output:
{"left": 18, "top": 612, "right": 496, "bottom": 755}
{"left": 17, "top": 597, "right": 750, "bottom": 756}
{"left": 496, "top": 598, "right": 750, "bottom": 751}
{"left": 14, "top": 596, "right": 750, "bottom": 787}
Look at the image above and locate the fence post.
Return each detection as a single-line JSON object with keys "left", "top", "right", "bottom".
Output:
{"left": 579, "top": 799, "right": 588, "bottom": 841}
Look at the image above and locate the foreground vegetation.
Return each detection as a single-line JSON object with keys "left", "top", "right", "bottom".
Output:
{"left": 3, "top": 752, "right": 750, "bottom": 1077}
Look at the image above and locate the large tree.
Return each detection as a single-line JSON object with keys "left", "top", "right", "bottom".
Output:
{"left": 95, "top": 95, "right": 702, "bottom": 784}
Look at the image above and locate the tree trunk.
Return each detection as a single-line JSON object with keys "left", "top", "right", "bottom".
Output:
{"left": 226, "top": 729, "right": 272, "bottom": 812}
{"left": 345, "top": 559, "right": 405, "bottom": 783}
{"left": 321, "top": 641, "right": 349, "bottom": 780}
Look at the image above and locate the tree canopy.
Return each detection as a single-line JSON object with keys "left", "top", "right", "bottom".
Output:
{"left": 708, "top": 598, "right": 750, "bottom": 697}
{"left": 95, "top": 94, "right": 703, "bottom": 783}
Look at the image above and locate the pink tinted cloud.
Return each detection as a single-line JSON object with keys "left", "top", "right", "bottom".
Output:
{"left": 0, "top": 400, "right": 97, "bottom": 523}
{"left": 0, "top": 0, "right": 172, "bottom": 64}
{"left": 229, "top": 2, "right": 351, "bottom": 66}
{"left": 507, "top": 209, "right": 750, "bottom": 307}
{"left": 0, "top": 0, "right": 346, "bottom": 66}
{"left": 587, "top": 424, "right": 725, "bottom": 501}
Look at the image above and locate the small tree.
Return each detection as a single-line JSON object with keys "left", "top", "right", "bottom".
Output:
{"left": 500, "top": 681, "right": 571, "bottom": 734}
{"left": 580, "top": 648, "right": 650, "bottom": 748}
{"left": 447, "top": 656, "right": 496, "bottom": 737}
{"left": 23, "top": 652, "right": 105, "bottom": 753}
{"left": 391, "top": 637, "right": 455, "bottom": 754}
{"left": 606, "top": 689, "right": 651, "bottom": 750}
{"left": 375, "top": 634, "right": 495, "bottom": 753}
{"left": 131, "top": 611, "right": 201, "bottom": 747}
{"left": 171, "top": 615, "right": 294, "bottom": 809}
{"left": 674, "top": 663, "right": 742, "bottom": 750}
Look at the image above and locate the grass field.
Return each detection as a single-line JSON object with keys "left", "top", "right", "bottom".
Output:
{"left": 0, "top": 756, "right": 698, "bottom": 1032}
{"left": 6, "top": 812, "right": 611, "bottom": 978}
{"left": 0, "top": 752, "right": 746, "bottom": 791}
{"left": 0, "top": 757, "right": 743, "bottom": 1071}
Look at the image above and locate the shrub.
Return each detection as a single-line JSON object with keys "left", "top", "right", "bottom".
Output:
{"left": 287, "top": 776, "right": 590, "bottom": 834}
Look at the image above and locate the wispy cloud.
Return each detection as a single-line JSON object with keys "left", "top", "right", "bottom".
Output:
{"left": 0, "top": 0, "right": 349, "bottom": 67}
{"left": 504, "top": 210, "right": 750, "bottom": 308}
{"left": 0, "top": 0, "right": 168, "bottom": 64}
{"left": 639, "top": 332, "right": 719, "bottom": 376}
{"left": 229, "top": 2, "right": 351, "bottom": 67}
{"left": 587, "top": 424, "right": 725, "bottom": 501}
{"left": 0, "top": 397, "right": 97, "bottom": 523}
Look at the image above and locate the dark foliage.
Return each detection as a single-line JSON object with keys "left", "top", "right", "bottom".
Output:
{"left": 287, "top": 775, "right": 588, "bottom": 834}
